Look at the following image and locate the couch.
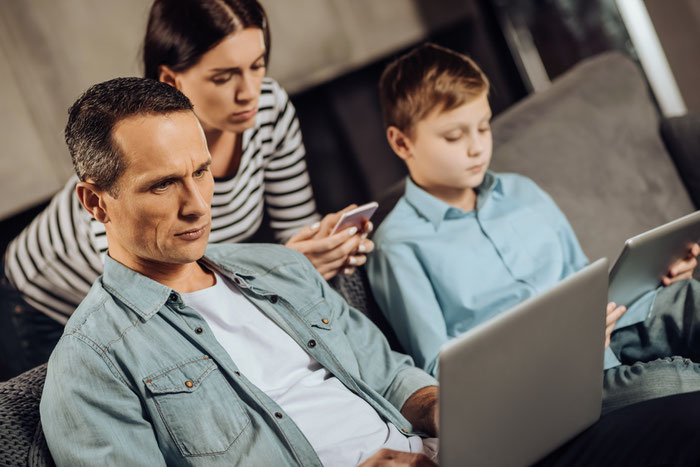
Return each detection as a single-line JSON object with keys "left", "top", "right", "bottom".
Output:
{"left": 2, "top": 51, "right": 699, "bottom": 466}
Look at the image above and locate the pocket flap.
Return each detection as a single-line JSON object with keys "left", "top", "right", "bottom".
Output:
{"left": 144, "top": 356, "right": 215, "bottom": 395}
{"left": 304, "top": 305, "right": 334, "bottom": 330}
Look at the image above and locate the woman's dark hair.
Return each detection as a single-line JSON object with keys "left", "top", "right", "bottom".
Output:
{"left": 143, "top": 0, "right": 270, "bottom": 80}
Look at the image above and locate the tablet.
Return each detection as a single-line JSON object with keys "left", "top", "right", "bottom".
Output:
{"left": 608, "top": 210, "right": 700, "bottom": 308}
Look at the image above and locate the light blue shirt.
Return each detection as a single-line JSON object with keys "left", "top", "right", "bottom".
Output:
{"left": 368, "top": 173, "right": 645, "bottom": 375}
{"left": 40, "top": 243, "right": 436, "bottom": 466}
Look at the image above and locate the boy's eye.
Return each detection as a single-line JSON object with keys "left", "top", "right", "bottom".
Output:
{"left": 479, "top": 125, "right": 491, "bottom": 133}
{"left": 444, "top": 132, "right": 463, "bottom": 142}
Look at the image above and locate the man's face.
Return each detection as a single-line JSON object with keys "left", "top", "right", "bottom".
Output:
{"left": 101, "top": 111, "right": 214, "bottom": 274}
{"left": 405, "top": 91, "right": 493, "bottom": 199}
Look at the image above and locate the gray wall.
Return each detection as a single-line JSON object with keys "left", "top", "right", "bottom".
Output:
{"left": 0, "top": 0, "right": 472, "bottom": 220}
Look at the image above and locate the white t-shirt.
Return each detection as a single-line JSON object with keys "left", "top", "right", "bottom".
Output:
{"left": 182, "top": 273, "right": 424, "bottom": 466}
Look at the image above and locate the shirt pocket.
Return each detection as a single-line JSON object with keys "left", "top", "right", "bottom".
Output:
{"left": 144, "top": 356, "right": 250, "bottom": 457}
{"left": 301, "top": 299, "right": 359, "bottom": 371}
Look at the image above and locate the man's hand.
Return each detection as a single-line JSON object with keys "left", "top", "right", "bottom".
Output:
{"left": 605, "top": 302, "right": 626, "bottom": 348}
{"left": 359, "top": 449, "right": 437, "bottom": 467}
{"left": 285, "top": 205, "right": 374, "bottom": 279}
{"left": 400, "top": 386, "right": 439, "bottom": 437}
{"left": 662, "top": 243, "right": 700, "bottom": 286}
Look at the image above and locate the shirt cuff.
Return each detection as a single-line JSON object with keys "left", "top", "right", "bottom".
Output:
{"left": 603, "top": 346, "right": 621, "bottom": 370}
{"left": 384, "top": 366, "right": 439, "bottom": 411}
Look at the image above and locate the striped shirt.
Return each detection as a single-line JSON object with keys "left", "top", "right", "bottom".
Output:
{"left": 4, "top": 78, "right": 320, "bottom": 323}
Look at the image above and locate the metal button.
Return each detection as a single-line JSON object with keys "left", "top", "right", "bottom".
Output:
{"left": 275, "top": 412, "right": 283, "bottom": 419}
{"left": 307, "top": 339, "right": 316, "bottom": 348}
{"left": 185, "top": 380, "right": 194, "bottom": 388}
{"left": 269, "top": 295, "right": 279, "bottom": 304}
{"left": 321, "top": 318, "right": 329, "bottom": 324}
{"left": 401, "top": 428, "right": 408, "bottom": 433}
{"left": 195, "top": 327, "right": 203, "bottom": 334}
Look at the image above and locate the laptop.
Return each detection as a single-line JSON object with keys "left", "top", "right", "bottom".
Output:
{"left": 439, "top": 258, "right": 608, "bottom": 467}
{"left": 608, "top": 210, "right": 700, "bottom": 308}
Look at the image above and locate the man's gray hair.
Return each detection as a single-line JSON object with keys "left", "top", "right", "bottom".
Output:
{"left": 65, "top": 77, "right": 194, "bottom": 195}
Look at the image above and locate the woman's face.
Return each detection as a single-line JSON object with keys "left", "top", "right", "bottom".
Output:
{"left": 169, "top": 28, "right": 266, "bottom": 134}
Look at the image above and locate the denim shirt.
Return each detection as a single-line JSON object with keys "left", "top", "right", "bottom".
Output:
{"left": 40, "top": 244, "right": 436, "bottom": 467}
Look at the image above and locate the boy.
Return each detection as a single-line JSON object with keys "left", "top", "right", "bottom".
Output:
{"left": 368, "top": 43, "right": 700, "bottom": 411}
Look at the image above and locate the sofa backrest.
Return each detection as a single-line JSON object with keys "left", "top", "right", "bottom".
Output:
{"left": 489, "top": 51, "right": 695, "bottom": 262}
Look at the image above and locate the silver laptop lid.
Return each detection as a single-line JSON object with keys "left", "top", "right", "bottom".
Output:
{"left": 439, "top": 258, "right": 608, "bottom": 467}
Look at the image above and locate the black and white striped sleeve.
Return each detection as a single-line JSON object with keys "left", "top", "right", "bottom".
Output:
{"left": 3, "top": 176, "right": 103, "bottom": 323}
{"left": 263, "top": 81, "right": 321, "bottom": 243}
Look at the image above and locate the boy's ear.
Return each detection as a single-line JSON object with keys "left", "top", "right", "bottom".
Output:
{"left": 76, "top": 181, "right": 111, "bottom": 224}
{"left": 158, "top": 65, "right": 180, "bottom": 90}
{"left": 386, "top": 126, "right": 413, "bottom": 161}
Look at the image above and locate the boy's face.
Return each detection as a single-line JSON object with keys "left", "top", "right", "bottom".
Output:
{"left": 392, "top": 92, "right": 493, "bottom": 202}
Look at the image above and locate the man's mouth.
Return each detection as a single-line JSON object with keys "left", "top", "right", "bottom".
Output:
{"left": 175, "top": 226, "right": 207, "bottom": 240}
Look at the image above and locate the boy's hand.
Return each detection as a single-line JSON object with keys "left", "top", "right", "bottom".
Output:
{"left": 605, "top": 302, "right": 626, "bottom": 348}
{"left": 285, "top": 205, "right": 374, "bottom": 279}
{"left": 662, "top": 243, "right": 700, "bottom": 286}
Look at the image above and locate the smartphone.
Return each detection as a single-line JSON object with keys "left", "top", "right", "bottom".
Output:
{"left": 330, "top": 201, "right": 379, "bottom": 235}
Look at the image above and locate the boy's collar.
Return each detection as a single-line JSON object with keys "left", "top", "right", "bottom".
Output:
{"left": 404, "top": 172, "right": 503, "bottom": 230}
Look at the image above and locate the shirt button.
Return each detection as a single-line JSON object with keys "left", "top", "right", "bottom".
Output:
{"left": 195, "top": 327, "right": 203, "bottom": 334}
{"left": 321, "top": 318, "right": 329, "bottom": 324}
{"left": 307, "top": 339, "right": 316, "bottom": 348}
{"left": 169, "top": 292, "right": 178, "bottom": 302}
{"left": 401, "top": 428, "right": 408, "bottom": 433}
{"left": 275, "top": 412, "right": 284, "bottom": 419}
{"left": 269, "top": 295, "right": 279, "bottom": 304}
{"left": 185, "top": 380, "right": 194, "bottom": 388}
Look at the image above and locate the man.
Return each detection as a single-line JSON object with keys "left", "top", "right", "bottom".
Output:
{"left": 39, "top": 77, "right": 438, "bottom": 466}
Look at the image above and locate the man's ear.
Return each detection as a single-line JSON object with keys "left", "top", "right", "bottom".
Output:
{"left": 158, "top": 65, "right": 181, "bottom": 90}
{"left": 76, "top": 181, "right": 110, "bottom": 224}
{"left": 386, "top": 126, "right": 413, "bottom": 162}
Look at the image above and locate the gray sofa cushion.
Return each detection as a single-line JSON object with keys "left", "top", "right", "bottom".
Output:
{"left": 660, "top": 111, "right": 700, "bottom": 209}
{"left": 490, "top": 52, "right": 695, "bottom": 262}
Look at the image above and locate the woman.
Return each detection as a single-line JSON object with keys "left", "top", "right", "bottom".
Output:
{"left": 2, "top": 0, "right": 372, "bottom": 370}
{"left": 143, "top": 0, "right": 373, "bottom": 278}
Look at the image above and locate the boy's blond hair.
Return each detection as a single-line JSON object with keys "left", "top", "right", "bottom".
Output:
{"left": 379, "top": 43, "right": 490, "bottom": 135}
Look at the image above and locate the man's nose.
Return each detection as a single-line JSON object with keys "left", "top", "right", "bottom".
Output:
{"left": 180, "top": 180, "right": 210, "bottom": 218}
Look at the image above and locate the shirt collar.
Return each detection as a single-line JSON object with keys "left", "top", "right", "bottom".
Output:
{"left": 403, "top": 171, "right": 503, "bottom": 230}
{"left": 101, "top": 247, "right": 263, "bottom": 321}
{"left": 102, "top": 255, "right": 173, "bottom": 321}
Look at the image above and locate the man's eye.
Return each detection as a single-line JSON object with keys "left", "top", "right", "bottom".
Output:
{"left": 251, "top": 61, "right": 266, "bottom": 71}
{"left": 194, "top": 169, "right": 207, "bottom": 178}
{"left": 153, "top": 180, "right": 172, "bottom": 191}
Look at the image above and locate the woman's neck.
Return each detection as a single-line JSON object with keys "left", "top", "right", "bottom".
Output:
{"left": 205, "top": 129, "right": 243, "bottom": 178}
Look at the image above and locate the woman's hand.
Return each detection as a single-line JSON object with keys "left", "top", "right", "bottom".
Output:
{"left": 662, "top": 243, "right": 700, "bottom": 286}
{"left": 605, "top": 302, "right": 626, "bottom": 348}
{"left": 285, "top": 205, "right": 374, "bottom": 280}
